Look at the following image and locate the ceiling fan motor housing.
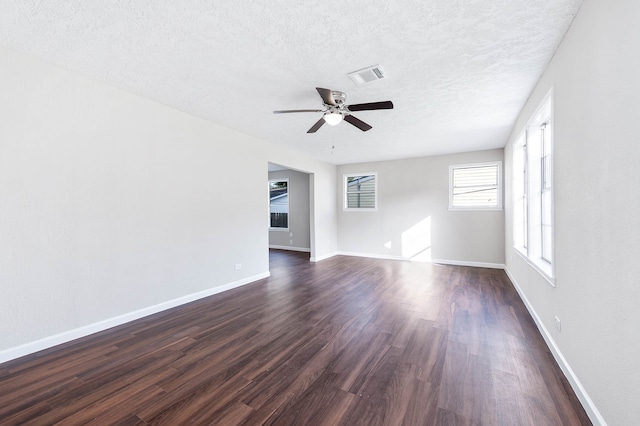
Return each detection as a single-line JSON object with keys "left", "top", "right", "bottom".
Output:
{"left": 330, "top": 91, "right": 347, "bottom": 106}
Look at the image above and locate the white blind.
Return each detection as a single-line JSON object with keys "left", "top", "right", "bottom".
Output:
{"left": 346, "top": 175, "right": 376, "bottom": 209}
{"left": 451, "top": 164, "right": 499, "bottom": 208}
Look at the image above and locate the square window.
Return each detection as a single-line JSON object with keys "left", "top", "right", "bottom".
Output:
{"left": 344, "top": 173, "right": 377, "bottom": 210}
{"left": 449, "top": 162, "right": 502, "bottom": 210}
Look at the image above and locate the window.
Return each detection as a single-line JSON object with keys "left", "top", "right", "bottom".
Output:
{"left": 344, "top": 173, "right": 377, "bottom": 210}
{"left": 540, "top": 122, "right": 553, "bottom": 263}
{"left": 269, "top": 179, "right": 288, "bottom": 229}
{"left": 513, "top": 133, "right": 528, "bottom": 250}
{"left": 449, "top": 162, "right": 502, "bottom": 210}
{"left": 513, "top": 89, "right": 554, "bottom": 282}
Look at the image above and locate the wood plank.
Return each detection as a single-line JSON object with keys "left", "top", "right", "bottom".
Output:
{"left": 0, "top": 250, "right": 592, "bottom": 425}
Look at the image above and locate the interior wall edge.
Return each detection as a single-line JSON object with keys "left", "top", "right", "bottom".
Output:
{"left": 504, "top": 266, "right": 607, "bottom": 426}
{"left": 0, "top": 270, "right": 270, "bottom": 365}
{"left": 309, "top": 251, "right": 339, "bottom": 263}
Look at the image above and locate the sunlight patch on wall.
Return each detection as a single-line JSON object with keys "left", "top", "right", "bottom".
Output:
{"left": 401, "top": 216, "right": 432, "bottom": 262}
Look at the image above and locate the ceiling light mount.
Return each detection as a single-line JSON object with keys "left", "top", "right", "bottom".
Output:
{"left": 328, "top": 90, "right": 347, "bottom": 106}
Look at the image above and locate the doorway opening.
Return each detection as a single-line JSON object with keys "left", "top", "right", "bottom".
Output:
{"left": 268, "top": 162, "right": 313, "bottom": 266}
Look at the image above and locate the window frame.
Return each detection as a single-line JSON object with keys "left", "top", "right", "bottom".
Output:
{"left": 269, "top": 178, "right": 289, "bottom": 231}
{"left": 343, "top": 173, "right": 378, "bottom": 211}
{"left": 448, "top": 161, "right": 503, "bottom": 211}
{"left": 512, "top": 88, "right": 555, "bottom": 285}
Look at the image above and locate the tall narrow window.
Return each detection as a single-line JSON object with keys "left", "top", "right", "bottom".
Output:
{"left": 513, "top": 134, "right": 527, "bottom": 249}
{"left": 540, "top": 123, "right": 552, "bottom": 263}
{"left": 344, "top": 173, "right": 377, "bottom": 210}
{"left": 449, "top": 162, "right": 502, "bottom": 210}
{"left": 269, "top": 179, "right": 289, "bottom": 229}
{"left": 513, "top": 89, "right": 554, "bottom": 282}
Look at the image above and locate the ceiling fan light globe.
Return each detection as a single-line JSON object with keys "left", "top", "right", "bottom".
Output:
{"left": 323, "top": 113, "right": 343, "bottom": 126}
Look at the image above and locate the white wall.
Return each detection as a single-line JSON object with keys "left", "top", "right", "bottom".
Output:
{"left": 337, "top": 149, "right": 505, "bottom": 267}
{"left": 268, "top": 169, "right": 311, "bottom": 251}
{"left": 504, "top": 1, "right": 640, "bottom": 424}
{"left": 0, "top": 46, "right": 337, "bottom": 360}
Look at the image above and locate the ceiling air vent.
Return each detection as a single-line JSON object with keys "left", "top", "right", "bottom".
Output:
{"left": 348, "top": 65, "right": 387, "bottom": 85}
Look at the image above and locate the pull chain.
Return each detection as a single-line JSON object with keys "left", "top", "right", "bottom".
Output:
{"left": 331, "top": 128, "right": 335, "bottom": 154}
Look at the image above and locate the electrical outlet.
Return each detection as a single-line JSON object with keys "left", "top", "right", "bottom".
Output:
{"left": 289, "top": 239, "right": 293, "bottom": 244}
{"left": 234, "top": 264, "right": 242, "bottom": 270}
{"left": 290, "top": 232, "right": 293, "bottom": 237}
{"left": 554, "top": 316, "right": 561, "bottom": 332}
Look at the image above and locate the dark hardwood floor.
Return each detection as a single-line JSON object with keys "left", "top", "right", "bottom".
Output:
{"left": 0, "top": 250, "right": 591, "bottom": 425}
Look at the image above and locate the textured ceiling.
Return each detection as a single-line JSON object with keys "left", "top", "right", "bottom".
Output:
{"left": 0, "top": 0, "right": 583, "bottom": 165}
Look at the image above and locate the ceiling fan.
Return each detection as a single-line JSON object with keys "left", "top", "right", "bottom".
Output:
{"left": 273, "top": 87, "right": 393, "bottom": 133}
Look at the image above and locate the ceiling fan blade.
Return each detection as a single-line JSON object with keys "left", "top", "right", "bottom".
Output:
{"left": 307, "top": 118, "right": 326, "bottom": 133}
{"left": 316, "top": 87, "right": 336, "bottom": 106}
{"left": 273, "top": 109, "right": 323, "bottom": 114}
{"left": 347, "top": 101, "right": 394, "bottom": 111}
{"left": 344, "top": 114, "right": 372, "bottom": 132}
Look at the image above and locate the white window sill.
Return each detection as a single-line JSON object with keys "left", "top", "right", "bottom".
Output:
{"left": 448, "top": 206, "right": 503, "bottom": 211}
{"left": 514, "top": 246, "right": 555, "bottom": 287}
{"left": 343, "top": 208, "right": 378, "bottom": 212}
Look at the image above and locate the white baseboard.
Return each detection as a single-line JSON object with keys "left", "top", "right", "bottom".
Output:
{"left": 337, "top": 251, "right": 406, "bottom": 261}
{"left": 335, "top": 252, "right": 505, "bottom": 269}
{"left": 504, "top": 267, "right": 606, "bottom": 426}
{"left": 0, "top": 271, "right": 270, "bottom": 365}
{"left": 431, "top": 258, "right": 505, "bottom": 269}
{"left": 269, "top": 245, "right": 311, "bottom": 253}
{"left": 310, "top": 251, "right": 339, "bottom": 262}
